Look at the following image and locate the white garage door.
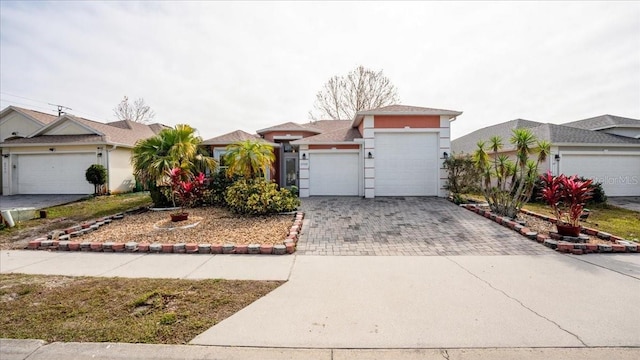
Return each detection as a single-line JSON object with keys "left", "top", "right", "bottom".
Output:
{"left": 309, "top": 153, "right": 359, "bottom": 196}
{"left": 17, "top": 153, "right": 96, "bottom": 194}
{"left": 561, "top": 154, "right": 640, "bottom": 196}
{"left": 375, "top": 132, "right": 438, "bottom": 196}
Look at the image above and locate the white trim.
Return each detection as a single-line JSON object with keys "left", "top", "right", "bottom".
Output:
{"left": 308, "top": 149, "right": 360, "bottom": 154}
{"left": 371, "top": 128, "right": 442, "bottom": 134}
{"left": 273, "top": 135, "right": 303, "bottom": 140}
{"left": 559, "top": 150, "right": 640, "bottom": 156}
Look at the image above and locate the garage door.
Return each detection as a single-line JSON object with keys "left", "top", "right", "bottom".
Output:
{"left": 309, "top": 153, "right": 359, "bottom": 196}
{"left": 17, "top": 153, "right": 96, "bottom": 194}
{"left": 375, "top": 132, "right": 438, "bottom": 196}
{"left": 561, "top": 154, "right": 640, "bottom": 196}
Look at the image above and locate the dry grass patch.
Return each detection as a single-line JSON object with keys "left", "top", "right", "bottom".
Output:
{"left": 0, "top": 274, "right": 282, "bottom": 344}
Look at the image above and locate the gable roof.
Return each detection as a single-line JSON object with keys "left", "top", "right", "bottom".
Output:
{"left": 303, "top": 120, "right": 352, "bottom": 132}
{"left": 562, "top": 114, "right": 640, "bottom": 130}
{"left": 2, "top": 110, "right": 164, "bottom": 148}
{"left": 292, "top": 127, "right": 362, "bottom": 144}
{"left": 256, "top": 121, "right": 324, "bottom": 135}
{"left": 452, "top": 118, "right": 640, "bottom": 154}
{"left": 352, "top": 104, "right": 463, "bottom": 127}
{"left": 0, "top": 106, "right": 59, "bottom": 126}
{"left": 201, "top": 130, "right": 261, "bottom": 145}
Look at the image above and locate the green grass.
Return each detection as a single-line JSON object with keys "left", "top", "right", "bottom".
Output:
{"left": 522, "top": 202, "right": 640, "bottom": 241}
{"left": 1, "top": 192, "right": 152, "bottom": 237}
{"left": 0, "top": 274, "right": 283, "bottom": 344}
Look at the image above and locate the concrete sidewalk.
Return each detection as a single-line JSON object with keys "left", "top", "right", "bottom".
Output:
{"left": 0, "top": 251, "right": 295, "bottom": 280}
{"left": 2, "top": 339, "right": 639, "bottom": 360}
{"left": 1, "top": 251, "right": 639, "bottom": 359}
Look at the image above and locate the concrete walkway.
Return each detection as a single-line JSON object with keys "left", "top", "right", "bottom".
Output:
{"left": 0, "top": 194, "right": 90, "bottom": 211}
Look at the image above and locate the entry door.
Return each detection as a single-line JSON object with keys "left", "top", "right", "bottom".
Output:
{"left": 283, "top": 155, "right": 298, "bottom": 188}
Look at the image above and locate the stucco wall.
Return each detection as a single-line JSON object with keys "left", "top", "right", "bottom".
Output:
{"left": 107, "top": 147, "right": 136, "bottom": 194}
{"left": 0, "top": 112, "right": 42, "bottom": 142}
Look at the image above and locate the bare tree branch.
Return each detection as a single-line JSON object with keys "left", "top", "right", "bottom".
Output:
{"left": 310, "top": 65, "right": 400, "bottom": 120}
{"left": 113, "top": 96, "right": 156, "bottom": 124}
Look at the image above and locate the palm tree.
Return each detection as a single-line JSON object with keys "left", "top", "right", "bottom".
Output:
{"left": 131, "top": 124, "right": 216, "bottom": 187}
{"left": 224, "top": 140, "right": 275, "bottom": 179}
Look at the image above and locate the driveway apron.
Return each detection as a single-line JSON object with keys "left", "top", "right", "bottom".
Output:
{"left": 296, "top": 197, "right": 549, "bottom": 256}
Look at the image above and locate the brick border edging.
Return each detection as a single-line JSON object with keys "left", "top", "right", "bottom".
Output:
{"left": 460, "top": 204, "right": 639, "bottom": 255}
{"left": 25, "top": 211, "right": 304, "bottom": 256}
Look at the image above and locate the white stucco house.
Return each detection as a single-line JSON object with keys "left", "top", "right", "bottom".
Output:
{"left": 451, "top": 115, "right": 640, "bottom": 196}
{"left": 202, "top": 104, "right": 462, "bottom": 198}
{"left": 0, "top": 106, "right": 168, "bottom": 195}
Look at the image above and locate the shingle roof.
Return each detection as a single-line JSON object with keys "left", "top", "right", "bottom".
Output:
{"left": 256, "top": 122, "right": 323, "bottom": 134}
{"left": 356, "top": 104, "right": 463, "bottom": 116}
{"left": 201, "top": 130, "right": 260, "bottom": 145}
{"left": 292, "top": 127, "right": 362, "bottom": 144}
{"left": 452, "top": 118, "right": 640, "bottom": 154}
{"left": 303, "top": 120, "right": 352, "bottom": 132}
{"left": 0, "top": 106, "right": 58, "bottom": 125}
{"left": 2, "top": 109, "right": 164, "bottom": 147}
{"left": 1, "top": 134, "right": 104, "bottom": 145}
{"left": 562, "top": 115, "right": 640, "bottom": 130}
{"left": 451, "top": 119, "right": 543, "bottom": 154}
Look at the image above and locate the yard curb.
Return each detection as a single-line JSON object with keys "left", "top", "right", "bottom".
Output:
{"left": 461, "top": 204, "right": 639, "bottom": 255}
{"left": 25, "top": 211, "right": 304, "bottom": 255}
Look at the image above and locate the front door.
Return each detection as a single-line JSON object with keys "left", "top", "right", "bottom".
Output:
{"left": 283, "top": 155, "right": 298, "bottom": 188}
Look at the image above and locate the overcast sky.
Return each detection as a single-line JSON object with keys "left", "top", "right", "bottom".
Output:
{"left": 1, "top": 1, "right": 638, "bottom": 141}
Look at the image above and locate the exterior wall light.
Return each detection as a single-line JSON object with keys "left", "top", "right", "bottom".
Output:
{"left": 554, "top": 154, "right": 560, "bottom": 161}
{"left": 49, "top": 148, "right": 55, "bottom": 152}
{"left": 367, "top": 151, "right": 373, "bottom": 159}
{"left": 443, "top": 152, "right": 449, "bottom": 159}
{"left": 97, "top": 152, "right": 103, "bottom": 157}
{"left": 302, "top": 153, "right": 307, "bottom": 160}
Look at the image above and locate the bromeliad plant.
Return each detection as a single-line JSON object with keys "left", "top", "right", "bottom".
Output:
{"left": 539, "top": 171, "right": 593, "bottom": 228}
{"left": 168, "top": 167, "right": 207, "bottom": 216}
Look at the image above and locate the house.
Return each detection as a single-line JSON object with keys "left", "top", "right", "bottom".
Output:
{"left": 451, "top": 115, "right": 640, "bottom": 196}
{"left": 202, "top": 104, "right": 462, "bottom": 198}
{"left": 0, "top": 106, "right": 168, "bottom": 195}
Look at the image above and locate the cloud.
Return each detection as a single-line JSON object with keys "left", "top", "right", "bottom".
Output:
{"left": 1, "top": 1, "right": 638, "bottom": 140}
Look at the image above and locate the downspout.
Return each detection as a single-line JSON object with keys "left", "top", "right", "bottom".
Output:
{"left": 106, "top": 145, "right": 117, "bottom": 194}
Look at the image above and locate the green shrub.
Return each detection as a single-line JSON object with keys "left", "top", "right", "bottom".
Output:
{"left": 207, "top": 171, "right": 240, "bottom": 206}
{"left": 150, "top": 184, "right": 172, "bottom": 208}
{"left": 225, "top": 178, "right": 300, "bottom": 215}
{"left": 85, "top": 164, "right": 107, "bottom": 195}
{"left": 443, "top": 153, "right": 480, "bottom": 202}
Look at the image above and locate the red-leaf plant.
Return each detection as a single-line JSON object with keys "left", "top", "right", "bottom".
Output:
{"left": 539, "top": 171, "right": 593, "bottom": 228}
{"left": 168, "top": 168, "right": 206, "bottom": 215}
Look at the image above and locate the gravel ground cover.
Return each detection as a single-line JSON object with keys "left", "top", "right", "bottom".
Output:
{"left": 74, "top": 207, "right": 294, "bottom": 245}
{"left": 519, "top": 213, "right": 610, "bottom": 245}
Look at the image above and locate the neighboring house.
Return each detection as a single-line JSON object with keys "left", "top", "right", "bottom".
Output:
{"left": 0, "top": 106, "right": 168, "bottom": 195}
{"left": 451, "top": 115, "right": 640, "bottom": 196}
{"left": 202, "top": 104, "right": 462, "bottom": 198}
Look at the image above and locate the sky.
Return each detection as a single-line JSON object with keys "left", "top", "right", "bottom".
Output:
{"left": 1, "top": 1, "right": 638, "bottom": 141}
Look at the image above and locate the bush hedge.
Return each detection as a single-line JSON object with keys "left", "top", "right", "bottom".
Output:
{"left": 225, "top": 178, "right": 300, "bottom": 215}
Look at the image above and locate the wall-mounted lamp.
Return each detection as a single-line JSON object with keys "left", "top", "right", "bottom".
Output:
{"left": 367, "top": 151, "right": 373, "bottom": 159}
{"left": 443, "top": 152, "right": 449, "bottom": 159}
{"left": 2, "top": 154, "right": 9, "bottom": 158}
{"left": 49, "top": 148, "right": 55, "bottom": 152}
{"left": 554, "top": 154, "right": 560, "bottom": 161}
{"left": 301, "top": 153, "right": 307, "bottom": 160}
{"left": 97, "top": 152, "right": 103, "bottom": 157}
{"left": 11, "top": 131, "right": 18, "bottom": 136}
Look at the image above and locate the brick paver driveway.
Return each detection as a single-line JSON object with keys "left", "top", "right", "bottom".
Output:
{"left": 297, "top": 197, "right": 550, "bottom": 256}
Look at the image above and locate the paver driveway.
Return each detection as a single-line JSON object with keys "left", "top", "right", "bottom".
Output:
{"left": 297, "top": 197, "right": 550, "bottom": 256}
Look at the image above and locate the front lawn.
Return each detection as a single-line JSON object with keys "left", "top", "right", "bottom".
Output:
{"left": 522, "top": 202, "right": 639, "bottom": 242}
{"left": 0, "top": 274, "right": 282, "bottom": 344}
{"left": 1, "top": 192, "right": 152, "bottom": 248}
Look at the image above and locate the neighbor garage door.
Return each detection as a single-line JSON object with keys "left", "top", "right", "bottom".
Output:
{"left": 560, "top": 153, "right": 640, "bottom": 196}
{"left": 375, "top": 132, "right": 438, "bottom": 196}
{"left": 309, "top": 153, "right": 359, "bottom": 196}
{"left": 17, "top": 153, "right": 96, "bottom": 194}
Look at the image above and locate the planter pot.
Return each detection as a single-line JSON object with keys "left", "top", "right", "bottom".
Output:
{"left": 556, "top": 223, "right": 581, "bottom": 237}
{"left": 170, "top": 212, "right": 189, "bottom": 222}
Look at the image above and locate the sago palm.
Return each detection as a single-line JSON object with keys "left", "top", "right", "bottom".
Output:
{"left": 224, "top": 140, "right": 275, "bottom": 179}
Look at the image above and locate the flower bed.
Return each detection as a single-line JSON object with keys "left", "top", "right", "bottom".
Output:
{"left": 24, "top": 207, "right": 304, "bottom": 255}
{"left": 462, "top": 204, "right": 638, "bottom": 255}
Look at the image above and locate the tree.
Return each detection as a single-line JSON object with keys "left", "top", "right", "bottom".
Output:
{"left": 224, "top": 140, "right": 275, "bottom": 179}
{"left": 85, "top": 164, "right": 107, "bottom": 195}
{"left": 131, "top": 124, "right": 216, "bottom": 188}
{"left": 113, "top": 96, "right": 156, "bottom": 123}
{"left": 473, "top": 128, "right": 550, "bottom": 218}
{"left": 309, "top": 65, "right": 400, "bottom": 120}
